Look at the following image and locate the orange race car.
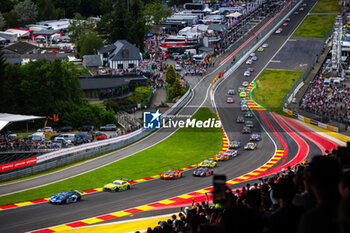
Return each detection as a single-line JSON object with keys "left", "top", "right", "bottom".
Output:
{"left": 213, "top": 153, "right": 230, "bottom": 161}
{"left": 160, "top": 169, "right": 184, "bottom": 180}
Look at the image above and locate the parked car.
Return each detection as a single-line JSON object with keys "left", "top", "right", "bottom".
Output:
{"left": 79, "top": 125, "right": 95, "bottom": 132}
{"left": 100, "top": 124, "right": 117, "bottom": 131}
{"left": 58, "top": 126, "right": 73, "bottom": 133}
{"left": 96, "top": 132, "right": 107, "bottom": 140}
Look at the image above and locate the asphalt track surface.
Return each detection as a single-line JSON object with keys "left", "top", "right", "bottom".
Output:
{"left": 0, "top": 1, "right": 323, "bottom": 232}
{"left": 0, "top": 5, "right": 277, "bottom": 197}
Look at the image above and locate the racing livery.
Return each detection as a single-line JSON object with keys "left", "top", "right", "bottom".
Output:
{"left": 160, "top": 169, "right": 183, "bottom": 179}
{"left": 49, "top": 191, "right": 81, "bottom": 204}
{"left": 193, "top": 167, "right": 214, "bottom": 177}
{"left": 224, "top": 149, "right": 238, "bottom": 158}
{"left": 244, "top": 142, "right": 257, "bottom": 150}
{"left": 198, "top": 159, "right": 217, "bottom": 168}
{"left": 229, "top": 140, "right": 241, "bottom": 149}
{"left": 103, "top": 179, "right": 131, "bottom": 191}
{"left": 214, "top": 153, "right": 230, "bottom": 161}
{"left": 250, "top": 133, "right": 261, "bottom": 141}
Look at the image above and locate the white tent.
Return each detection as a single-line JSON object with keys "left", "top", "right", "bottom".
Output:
{"left": 225, "top": 12, "right": 242, "bottom": 18}
{"left": 5, "top": 29, "right": 30, "bottom": 37}
{"left": 0, "top": 113, "right": 45, "bottom": 131}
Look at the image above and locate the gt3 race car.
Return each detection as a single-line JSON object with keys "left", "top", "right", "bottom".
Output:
{"left": 250, "top": 133, "right": 261, "bottom": 141}
{"left": 240, "top": 99, "right": 248, "bottom": 105}
{"left": 246, "top": 59, "right": 253, "bottom": 65}
{"left": 226, "top": 97, "right": 234, "bottom": 103}
{"left": 244, "top": 111, "right": 253, "bottom": 118}
{"left": 244, "top": 71, "right": 251, "bottom": 77}
{"left": 224, "top": 149, "right": 238, "bottom": 158}
{"left": 160, "top": 169, "right": 184, "bottom": 179}
{"left": 241, "top": 126, "right": 252, "bottom": 134}
{"left": 103, "top": 179, "right": 131, "bottom": 191}
{"left": 244, "top": 142, "right": 257, "bottom": 150}
{"left": 245, "top": 120, "right": 254, "bottom": 128}
{"left": 236, "top": 115, "right": 245, "bottom": 123}
{"left": 242, "top": 81, "right": 249, "bottom": 87}
{"left": 227, "top": 89, "right": 235, "bottom": 95}
{"left": 241, "top": 104, "right": 249, "bottom": 111}
{"left": 257, "top": 47, "right": 264, "bottom": 52}
{"left": 214, "top": 153, "right": 230, "bottom": 161}
{"left": 193, "top": 167, "right": 214, "bottom": 177}
{"left": 240, "top": 92, "right": 247, "bottom": 98}
{"left": 198, "top": 159, "right": 217, "bottom": 168}
{"left": 238, "top": 87, "right": 245, "bottom": 93}
{"left": 229, "top": 140, "right": 241, "bottom": 149}
{"left": 49, "top": 191, "right": 82, "bottom": 204}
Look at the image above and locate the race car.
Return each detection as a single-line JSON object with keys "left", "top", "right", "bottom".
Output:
{"left": 227, "top": 89, "right": 235, "bottom": 95}
{"left": 250, "top": 53, "right": 256, "bottom": 57}
{"left": 241, "top": 105, "right": 249, "bottom": 111}
{"left": 244, "top": 142, "right": 257, "bottom": 150}
{"left": 240, "top": 98, "right": 248, "bottom": 105}
{"left": 238, "top": 87, "right": 246, "bottom": 93}
{"left": 236, "top": 115, "right": 245, "bottom": 123}
{"left": 229, "top": 140, "right": 241, "bottom": 149}
{"left": 257, "top": 47, "right": 264, "bottom": 52}
{"left": 247, "top": 67, "right": 255, "bottom": 72}
{"left": 242, "top": 81, "right": 249, "bottom": 87}
{"left": 244, "top": 71, "right": 251, "bottom": 77}
{"left": 198, "top": 159, "right": 217, "bottom": 168}
{"left": 241, "top": 126, "right": 252, "bottom": 134}
{"left": 251, "top": 56, "right": 258, "bottom": 61}
{"left": 49, "top": 191, "right": 82, "bottom": 204}
{"left": 224, "top": 149, "right": 238, "bottom": 158}
{"left": 285, "top": 18, "right": 291, "bottom": 22}
{"left": 275, "top": 28, "right": 283, "bottom": 34}
{"left": 103, "top": 179, "right": 131, "bottom": 191}
{"left": 244, "top": 111, "right": 253, "bottom": 118}
{"left": 226, "top": 97, "right": 234, "bottom": 103}
{"left": 160, "top": 169, "right": 183, "bottom": 179}
{"left": 246, "top": 59, "right": 253, "bottom": 65}
{"left": 245, "top": 120, "right": 254, "bottom": 128}
{"left": 250, "top": 133, "right": 261, "bottom": 141}
{"left": 299, "top": 7, "right": 304, "bottom": 11}
{"left": 214, "top": 153, "right": 230, "bottom": 161}
{"left": 283, "top": 22, "right": 288, "bottom": 26}
{"left": 193, "top": 167, "right": 214, "bottom": 177}
{"left": 262, "top": 43, "right": 269, "bottom": 48}
{"left": 240, "top": 92, "right": 247, "bottom": 98}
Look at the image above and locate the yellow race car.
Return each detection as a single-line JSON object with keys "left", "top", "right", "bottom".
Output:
{"left": 240, "top": 92, "right": 247, "bottom": 98}
{"left": 198, "top": 159, "right": 217, "bottom": 168}
{"left": 244, "top": 142, "right": 257, "bottom": 150}
{"left": 103, "top": 179, "right": 131, "bottom": 192}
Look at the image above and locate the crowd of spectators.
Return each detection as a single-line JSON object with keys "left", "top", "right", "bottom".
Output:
{"left": 0, "top": 136, "right": 61, "bottom": 152}
{"left": 142, "top": 146, "right": 350, "bottom": 233}
{"left": 300, "top": 73, "right": 350, "bottom": 125}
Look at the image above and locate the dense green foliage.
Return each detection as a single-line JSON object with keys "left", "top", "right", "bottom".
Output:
{"left": 165, "top": 65, "right": 177, "bottom": 85}
{"left": 0, "top": 59, "right": 117, "bottom": 128}
{"left": 128, "top": 86, "right": 152, "bottom": 104}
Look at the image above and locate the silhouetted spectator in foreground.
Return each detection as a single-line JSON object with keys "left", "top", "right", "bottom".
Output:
{"left": 298, "top": 156, "right": 341, "bottom": 233}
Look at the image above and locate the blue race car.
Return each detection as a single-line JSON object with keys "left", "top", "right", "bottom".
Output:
{"left": 49, "top": 191, "right": 82, "bottom": 204}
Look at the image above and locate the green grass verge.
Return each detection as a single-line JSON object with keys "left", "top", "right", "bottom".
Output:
{"left": 293, "top": 15, "right": 336, "bottom": 38}
{"left": 311, "top": 0, "right": 340, "bottom": 13}
{"left": 0, "top": 107, "right": 223, "bottom": 206}
{"left": 251, "top": 70, "right": 304, "bottom": 115}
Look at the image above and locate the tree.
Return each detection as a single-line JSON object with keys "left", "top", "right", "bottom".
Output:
{"left": 171, "top": 78, "right": 183, "bottom": 99}
{"left": 76, "top": 30, "right": 103, "bottom": 57}
{"left": 165, "top": 65, "right": 177, "bottom": 85}
{"left": 99, "top": 0, "right": 113, "bottom": 15}
{"left": 37, "top": 0, "right": 56, "bottom": 20}
{"left": 128, "top": 86, "right": 152, "bottom": 104}
{"left": 68, "top": 15, "right": 95, "bottom": 44}
{"left": 144, "top": 2, "right": 171, "bottom": 25}
{"left": 13, "top": 0, "right": 38, "bottom": 25}
{"left": 0, "top": 13, "right": 6, "bottom": 30}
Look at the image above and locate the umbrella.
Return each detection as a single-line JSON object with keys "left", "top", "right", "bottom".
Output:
{"left": 146, "top": 33, "right": 154, "bottom": 37}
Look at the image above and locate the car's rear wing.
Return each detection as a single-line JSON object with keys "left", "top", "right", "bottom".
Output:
{"left": 120, "top": 178, "right": 133, "bottom": 182}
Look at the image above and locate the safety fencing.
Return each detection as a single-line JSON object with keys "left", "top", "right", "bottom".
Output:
{"left": 283, "top": 107, "right": 339, "bottom": 132}
{"left": 0, "top": 89, "right": 192, "bottom": 182}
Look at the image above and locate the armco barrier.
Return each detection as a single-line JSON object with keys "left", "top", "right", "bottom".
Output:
{"left": 0, "top": 89, "right": 193, "bottom": 182}
{"left": 283, "top": 107, "right": 339, "bottom": 132}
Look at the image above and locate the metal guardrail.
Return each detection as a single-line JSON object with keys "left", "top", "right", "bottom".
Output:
{"left": 0, "top": 89, "right": 193, "bottom": 182}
